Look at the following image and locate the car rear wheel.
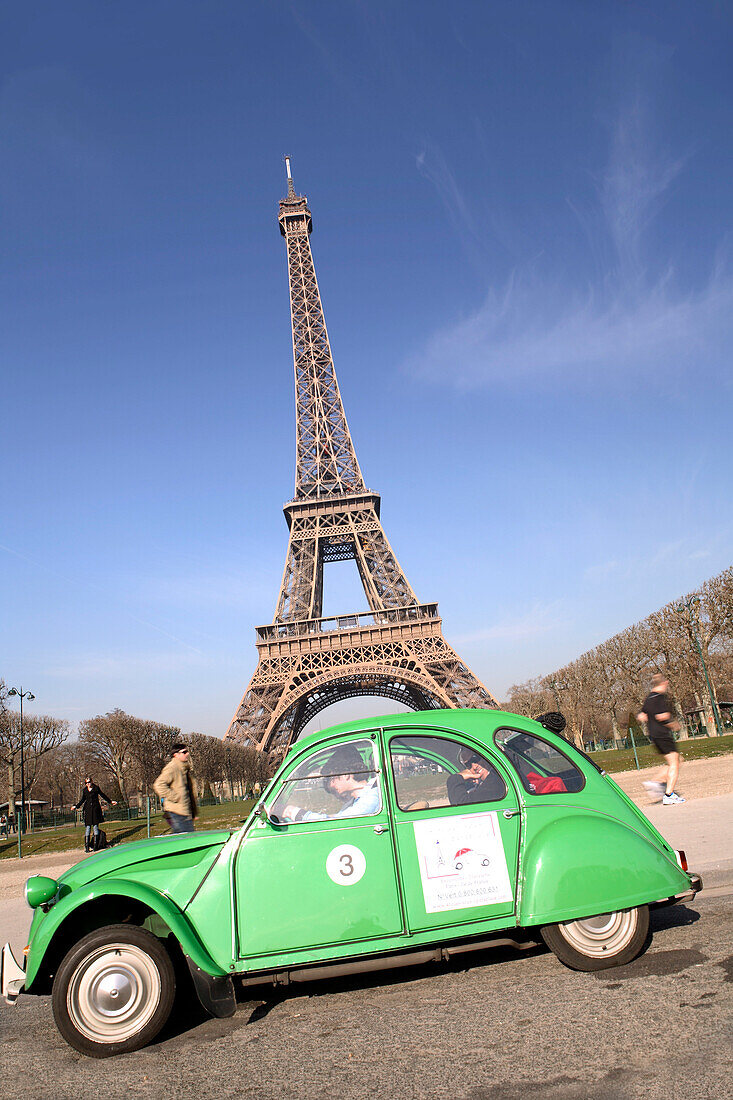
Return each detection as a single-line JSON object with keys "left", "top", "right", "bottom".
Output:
{"left": 52, "top": 924, "right": 175, "bottom": 1057}
{"left": 540, "top": 905, "right": 649, "bottom": 971}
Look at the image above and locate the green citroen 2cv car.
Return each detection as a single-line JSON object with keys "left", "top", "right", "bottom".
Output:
{"left": 2, "top": 709, "right": 701, "bottom": 1057}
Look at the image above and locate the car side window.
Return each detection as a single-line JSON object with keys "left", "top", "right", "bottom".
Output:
{"left": 390, "top": 734, "right": 507, "bottom": 811}
{"left": 269, "top": 738, "right": 382, "bottom": 823}
{"left": 494, "top": 728, "right": 585, "bottom": 794}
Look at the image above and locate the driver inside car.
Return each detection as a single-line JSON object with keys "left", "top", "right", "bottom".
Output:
{"left": 281, "top": 745, "right": 380, "bottom": 822}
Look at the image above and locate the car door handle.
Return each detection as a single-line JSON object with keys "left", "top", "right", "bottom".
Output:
{"left": 373, "top": 824, "right": 389, "bottom": 834}
{"left": 503, "top": 809, "right": 521, "bottom": 819}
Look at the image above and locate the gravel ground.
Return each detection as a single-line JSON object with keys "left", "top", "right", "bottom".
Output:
{"left": 612, "top": 751, "right": 733, "bottom": 802}
{"left": 0, "top": 849, "right": 85, "bottom": 902}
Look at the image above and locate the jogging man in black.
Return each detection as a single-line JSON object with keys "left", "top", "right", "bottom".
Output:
{"left": 638, "top": 673, "right": 685, "bottom": 805}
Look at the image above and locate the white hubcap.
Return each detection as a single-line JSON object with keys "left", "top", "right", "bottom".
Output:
{"left": 558, "top": 909, "right": 638, "bottom": 958}
{"left": 67, "top": 944, "right": 161, "bottom": 1043}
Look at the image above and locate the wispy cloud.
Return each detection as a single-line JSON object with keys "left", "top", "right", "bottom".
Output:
{"left": 0, "top": 541, "right": 205, "bottom": 655}
{"left": 416, "top": 143, "right": 482, "bottom": 267}
{"left": 583, "top": 559, "right": 622, "bottom": 583}
{"left": 453, "top": 601, "right": 563, "bottom": 645}
{"left": 134, "top": 568, "right": 273, "bottom": 612}
{"left": 601, "top": 92, "right": 689, "bottom": 284}
{"left": 405, "top": 267, "right": 733, "bottom": 390}
{"left": 583, "top": 540, "right": 715, "bottom": 584}
{"left": 43, "top": 651, "right": 212, "bottom": 680}
{"left": 408, "top": 79, "right": 733, "bottom": 392}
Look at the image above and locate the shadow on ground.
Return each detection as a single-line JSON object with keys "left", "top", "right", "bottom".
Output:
{"left": 134, "top": 904, "right": 706, "bottom": 1051}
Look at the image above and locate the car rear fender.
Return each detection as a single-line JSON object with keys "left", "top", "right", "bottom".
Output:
{"left": 24, "top": 878, "right": 227, "bottom": 990}
{"left": 519, "top": 810, "right": 692, "bottom": 926}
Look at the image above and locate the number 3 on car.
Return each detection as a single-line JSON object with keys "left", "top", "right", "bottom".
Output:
{"left": 2, "top": 709, "right": 702, "bottom": 1056}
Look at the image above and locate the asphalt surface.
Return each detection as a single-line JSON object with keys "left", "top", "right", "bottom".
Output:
{"left": 1, "top": 892, "right": 731, "bottom": 1099}
{"left": 1, "top": 792, "right": 731, "bottom": 1098}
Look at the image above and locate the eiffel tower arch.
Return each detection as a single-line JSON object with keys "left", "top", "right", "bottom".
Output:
{"left": 225, "top": 160, "right": 497, "bottom": 754}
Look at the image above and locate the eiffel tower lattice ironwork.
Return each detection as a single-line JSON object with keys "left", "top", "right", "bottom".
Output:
{"left": 225, "top": 159, "right": 498, "bottom": 754}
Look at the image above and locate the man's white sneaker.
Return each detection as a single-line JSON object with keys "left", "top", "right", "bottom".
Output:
{"left": 662, "top": 792, "right": 686, "bottom": 805}
{"left": 643, "top": 780, "right": 665, "bottom": 796}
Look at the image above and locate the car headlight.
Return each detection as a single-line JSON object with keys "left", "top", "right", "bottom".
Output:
{"left": 25, "top": 876, "right": 58, "bottom": 910}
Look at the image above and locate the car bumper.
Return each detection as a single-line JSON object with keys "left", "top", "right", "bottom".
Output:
{"left": 678, "top": 872, "right": 703, "bottom": 902}
{"left": 1, "top": 942, "right": 26, "bottom": 1004}
{"left": 653, "top": 872, "right": 703, "bottom": 908}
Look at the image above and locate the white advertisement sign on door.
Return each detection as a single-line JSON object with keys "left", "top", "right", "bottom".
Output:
{"left": 413, "top": 811, "right": 513, "bottom": 914}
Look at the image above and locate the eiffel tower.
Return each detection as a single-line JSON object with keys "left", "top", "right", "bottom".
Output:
{"left": 225, "top": 159, "right": 497, "bottom": 754}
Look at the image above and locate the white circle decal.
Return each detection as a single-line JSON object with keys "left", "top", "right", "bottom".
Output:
{"left": 326, "top": 844, "right": 366, "bottom": 886}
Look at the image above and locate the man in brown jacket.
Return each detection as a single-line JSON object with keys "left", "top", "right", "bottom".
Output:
{"left": 153, "top": 742, "right": 198, "bottom": 833}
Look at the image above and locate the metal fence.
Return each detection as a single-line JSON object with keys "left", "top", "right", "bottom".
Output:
{"left": 10, "top": 794, "right": 253, "bottom": 836}
{"left": 22, "top": 805, "right": 142, "bottom": 832}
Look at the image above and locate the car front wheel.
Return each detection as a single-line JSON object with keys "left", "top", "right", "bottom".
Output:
{"left": 52, "top": 924, "right": 176, "bottom": 1057}
{"left": 540, "top": 905, "right": 649, "bottom": 971}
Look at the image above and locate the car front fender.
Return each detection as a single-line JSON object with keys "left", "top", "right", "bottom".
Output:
{"left": 518, "top": 810, "right": 692, "bottom": 926}
{"left": 24, "top": 877, "right": 227, "bottom": 990}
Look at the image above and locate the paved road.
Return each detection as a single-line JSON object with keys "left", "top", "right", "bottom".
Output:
{"left": 2, "top": 794, "right": 731, "bottom": 1098}
{"left": 1, "top": 892, "right": 730, "bottom": 1099}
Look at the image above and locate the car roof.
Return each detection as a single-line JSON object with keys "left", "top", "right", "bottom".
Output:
{"left": 286, "top": 707, "right": 546, "bottom": 760}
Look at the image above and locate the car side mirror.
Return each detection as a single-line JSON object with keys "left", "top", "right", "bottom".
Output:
{"left": 254, "top": 805, "right": 287, "bottom": 827}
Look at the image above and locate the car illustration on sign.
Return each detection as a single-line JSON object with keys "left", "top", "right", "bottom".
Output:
{"left": 453, "top": 847, "right": 491, "bottom": 870}
{"left": 2, "top": 708, "right": 701, "bottom": 1057}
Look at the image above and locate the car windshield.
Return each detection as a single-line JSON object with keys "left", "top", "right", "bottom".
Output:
{"left": 269, "top": 739, "right": 380, "bottom": 821}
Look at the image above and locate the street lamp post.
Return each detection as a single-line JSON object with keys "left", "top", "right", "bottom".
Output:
{"left": 226, "top": 745, "right": 234, "bottom": 801}
{"left": 677, "top": 597, "right": 723, "bottom": 738}
{"left": 7, "top": 686, "right": 35, "bottom": 859}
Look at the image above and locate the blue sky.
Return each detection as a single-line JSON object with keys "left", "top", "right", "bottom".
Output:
{"left": 2, "top": 1, "right": 732, "bottom": 737}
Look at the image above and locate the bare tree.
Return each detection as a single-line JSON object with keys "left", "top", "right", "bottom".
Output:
{"left": 0, "top": 710, "right": 70, "bottom": 810}
{"left": 503, "top": 677, "right": 555, "bottom": 718}
{"left": 78, "top": 710, "right": 139, "bottom": 802}
{"left": 33, "top": 742, "right": 98, "bottom": 810}
{"left": 128, "top": 720, "right": 180, "bottom": 798}
{"left": 186, "top": 732, "right": 227, "bottom": 799}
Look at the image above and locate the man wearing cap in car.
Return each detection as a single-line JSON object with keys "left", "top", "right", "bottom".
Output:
{"left": 282, "top": 744, "right": 380, "bottom": 823}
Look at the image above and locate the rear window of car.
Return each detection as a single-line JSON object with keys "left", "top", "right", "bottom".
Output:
{"left": 494, "top": 728, "right": 585, "bottom": 795}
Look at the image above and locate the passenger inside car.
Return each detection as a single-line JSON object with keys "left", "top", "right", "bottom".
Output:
{"left": 446, "top": 748, "right": 507, "bottom": 805}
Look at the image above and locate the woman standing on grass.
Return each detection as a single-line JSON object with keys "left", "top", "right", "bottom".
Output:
{"left": 75, "top": 777, "right": 116, "bottom": 852}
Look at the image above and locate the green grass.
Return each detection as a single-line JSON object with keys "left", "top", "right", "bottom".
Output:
{"left": 0, "top": 800, "right": 256, "bottom": 862}
{"left": 589, "top": 733, "right": 733, "bottom": 774}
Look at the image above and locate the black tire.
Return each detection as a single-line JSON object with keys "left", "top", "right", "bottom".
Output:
{"left": 52, "top": 924, "right": 176, "bottom": 1057}
{"left": 540, "top": 905, "right": 650, "bottom": 972}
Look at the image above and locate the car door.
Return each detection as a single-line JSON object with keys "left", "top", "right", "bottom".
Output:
{"left": 384, "top": 728, "right": 521, "bottom": 934}
{"left": 234, "top": 731, "right": 404, "bottom": 962}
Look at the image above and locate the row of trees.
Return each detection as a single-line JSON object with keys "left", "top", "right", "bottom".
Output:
{"left": 0, "top": 693, "right": 272, "bottom": 811}
{"left": 504, "top": 567, "right": 733, "bottom": 748}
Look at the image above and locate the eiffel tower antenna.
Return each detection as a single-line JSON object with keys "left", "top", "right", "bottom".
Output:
{"left": 225, "top": 161, "right": 497, "bottom": 753}
{"left": 284, "top": 154, "right": 295, "bottom": 196}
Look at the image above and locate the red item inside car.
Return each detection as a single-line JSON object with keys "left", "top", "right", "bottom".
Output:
{"left": 527, "top": 772, "right": 567, "bottom": 793}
